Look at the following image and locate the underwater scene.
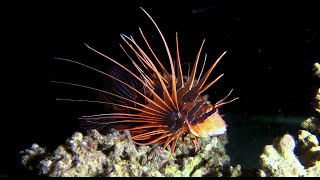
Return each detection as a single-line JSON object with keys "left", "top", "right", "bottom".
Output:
{"left": 3, "top": 0, "right": 320, "bottom": 177}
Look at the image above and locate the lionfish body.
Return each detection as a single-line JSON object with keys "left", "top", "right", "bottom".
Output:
{"left": 55, "top": 8, "right": 237, "bottom": 158}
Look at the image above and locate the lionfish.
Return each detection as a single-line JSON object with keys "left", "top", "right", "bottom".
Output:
{"left": 54, "top": 7, "right": 238, "bottom": 159}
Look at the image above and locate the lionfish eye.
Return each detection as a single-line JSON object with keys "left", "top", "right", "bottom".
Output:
{"left": 171, "top": 111, "right": 180, "bottom": 121}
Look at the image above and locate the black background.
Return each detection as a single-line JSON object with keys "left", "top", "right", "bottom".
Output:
{"left": 3, "top": 0, "right": 320, "bottom": 176}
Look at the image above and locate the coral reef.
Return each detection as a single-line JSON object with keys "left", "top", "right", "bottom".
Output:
{"left": 297, "top": 130, "right": 320, "bottom": 176}
{"left": 313, "top": 62, "right": 320, "bottom": 114}
{"left": 258, "top": 62, "right": 320, "bottom": 177}
{"left": 20, "top": 129, "right": 241, "bottom": 177}
{"left": 258, "top": 131, "right": 320, "bottom": 177}
{"left": 258, "top": 134, "right": 305, "bottom": 177}
{"left": 302, "top": 62, "right": 320, "bottom": 136}
{"left": 301, "top": 117, "right": 320, "bottom": 138}
{"left": 300, "top": 63, "right": 320, "bottom": 139}
{"left": 314, "top": 62, "right": 320, "bottom": 78}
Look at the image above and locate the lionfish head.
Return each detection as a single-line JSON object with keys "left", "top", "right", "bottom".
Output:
{"left": 188, "top": 110, "right": 227, "bottom": 139}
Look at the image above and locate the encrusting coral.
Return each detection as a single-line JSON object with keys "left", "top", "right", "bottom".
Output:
{"left": 20, "top": 129, "right": 241, "bottom": 177}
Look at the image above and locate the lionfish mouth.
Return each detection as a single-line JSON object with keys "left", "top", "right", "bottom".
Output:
{"left": 53, "top": 7, "right": 238, "bottom": 159}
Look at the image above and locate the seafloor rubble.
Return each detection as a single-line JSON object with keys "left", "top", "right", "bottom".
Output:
{"left": 20, "top": 129, "right": 241, "bottom": 177}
